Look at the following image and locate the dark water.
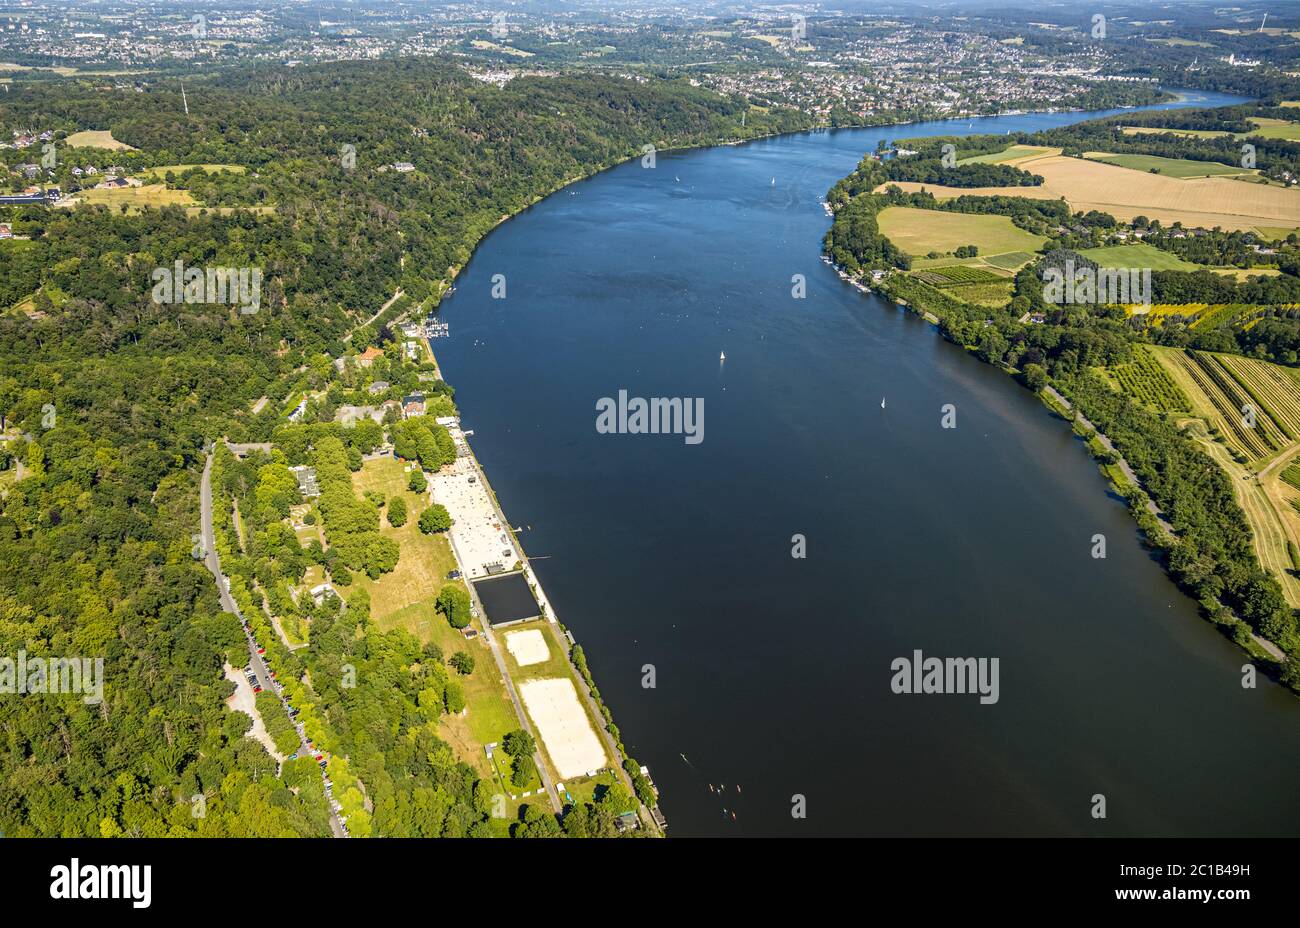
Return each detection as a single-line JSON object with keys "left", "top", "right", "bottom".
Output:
{"left": 431, "top": 90, "right": 1300, "bottom": 837}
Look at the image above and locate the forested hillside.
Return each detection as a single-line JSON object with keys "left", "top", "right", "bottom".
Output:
{"left": 0, "top": 61, "right": 810, "bottom": 836}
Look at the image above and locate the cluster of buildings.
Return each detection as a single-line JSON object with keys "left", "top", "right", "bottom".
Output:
{"left": 696, "top": 27, "right": 1156, "bottom": 120}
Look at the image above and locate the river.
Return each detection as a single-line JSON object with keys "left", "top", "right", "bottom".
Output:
{"left": 429, "top": 89, "right": 1300, "bottom": 836}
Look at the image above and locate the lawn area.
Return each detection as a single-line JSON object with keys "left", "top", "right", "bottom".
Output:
{"left": 1078, "top": 242, "right": 1202, "bottom": 271}
{"left": 878, "top": 206, "right": 1047, "bottom": 259}
{"left": 74, "top": 183, "right": 197, "bottom": 211}
{"left": 498, "top": 620, "right": 574, "bottom": 684}
{"left": 1084, "top": 152, "right": 1250, "bottom": 178}
{"left": 345, "top": 456, "right": 456, "bottom": 622}
{"left": 64, "top": 129, "right": 138, "bottom": 150}
{"left": 343, "top": 456, "right": 526, "bottom": 780}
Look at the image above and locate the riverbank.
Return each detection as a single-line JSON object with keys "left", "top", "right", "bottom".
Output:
{"left": 423, "top": 342, "right": 665, "bottom": 834}
{"left": 834, "top": 264, "right": 1296, "bottom": 680}
{"left": 420, "top": 85, "right": 1300, "bottom": 836}
{"left": 389, "top": 89, "right": 1212, "bottom": 333}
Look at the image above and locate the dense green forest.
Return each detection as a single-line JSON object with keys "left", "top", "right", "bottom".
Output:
{"left": 0, "top": 60, "right": 810, "bottom": 836}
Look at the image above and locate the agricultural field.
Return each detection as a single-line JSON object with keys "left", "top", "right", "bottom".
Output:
{"left": 911, "top": 265, "right": 1014, "bottom": 307}
{"left": 1119, "top": 126, "right": 1231, "bottom": 139}
{"left": 1104, "top": 346, "right": 1190, "bottom": 413}
{"left": 63, "top": 129, "right": 138, "bottom": 150}
{"left": 1165, "top": 350, "right": 1290, "bottom": 462}
{"left": 912, "top": 265, "right": 1004, "bottom": 286}
{"left": 1123, "top": 303, "right": 1288, "bottom": 331}
{"left": 1078, "top": 242, "right": 1202, "bottom": 271}
{"left": 1246, "top": 118, "right": 1300, "bottom": 141}
{"left": 879, "top": 155, "right": 1300, "bottom": 233}
{"left": 1211, "top": 267, "right": 1283, "bottom": 281}
{"left": 981, "top": 250, "right": 1037, "bottom": 271}
{"left": 1256, "top": 226, "right": 1300, "bottom": 242}
{"left": 958, "top": 144, "right": 1059, "bottom": 165}
{"left": 1150, "top": 346, "right": 1300, "bottom": 606}
{"left": 1282, "top": 460, "right": 1300, "bottom": 493}
{"left": 1144, "top": 37, "right": 1216, "bottom": 47}
{"left": 1084, "top": 152, "right": 1250, "bottom": 179}
{"left": 876, "top": 206, "right": 1047, "bottom": 259}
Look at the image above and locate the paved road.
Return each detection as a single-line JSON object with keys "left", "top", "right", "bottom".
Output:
{"left": 201, "top": 447, "right": 346, "bottom": 838}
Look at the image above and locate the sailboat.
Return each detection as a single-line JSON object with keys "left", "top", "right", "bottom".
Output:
{"left": 770, "top": 177, "right": 775, "bottom": 186}
{"left": 720, "top": 351, "right": 726, "bottom": 362}
{"left": 880, "top": 397, "right": 886, "bottom": 409}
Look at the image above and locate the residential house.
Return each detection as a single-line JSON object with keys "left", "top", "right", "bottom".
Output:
{"left": 402, "top": 393, "right": 426, "bottom": 418}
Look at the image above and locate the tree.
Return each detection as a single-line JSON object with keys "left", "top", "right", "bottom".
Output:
{"left": 387, "top": 496, "right": 408, "bottom": 527}
{"left": 436, "top": 584, "right": 471, "bottom": 628}
{"left": 1021, "top": 363, "right": 1048, "bottom": 391}
{"left": 419, "top": 503, "right": 451, "bottom": 534}
{"left": 444, "top": 677, "right": 466, "bottom": 715}
{"left": 502, "top": 729, "right": 536, "bottom": 758}
{"left": 449, "top": 651, "right": 475, "bottom": 675}
{"left": 511, "top": 753, "right": 536, "bottom": 788}
{"left": 408, "top": 469, "right": 427, "bottom": 493}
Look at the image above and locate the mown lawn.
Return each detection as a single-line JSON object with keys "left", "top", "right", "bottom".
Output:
{"left": 877, "top": 206, "right": 1047, "bottom": 259}
{"left": 345, "top": 456, "right": 524, "bottom": 779}
{"left": 1078, "top": 242, "right": 1202, "bottom": 271}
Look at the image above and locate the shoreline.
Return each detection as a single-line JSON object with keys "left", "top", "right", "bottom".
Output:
{"left": 423, "top": 341, "right": 665, "bottom": 834}
{"left": 395, "top": 87, "right": 1223, "bottom": 327}
{"left": 388, "top": 87, "right": 1261, "bottom": 826}
{"left": 825, "top": 261, "right": 1293, "bottom": 677}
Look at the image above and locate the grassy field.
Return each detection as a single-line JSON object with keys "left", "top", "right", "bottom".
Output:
{"left": 880, "top": 155, "right": 1300, "bottom": 233}
{"left": 1247, "top": 118, "right": 1300, "bottom": 141}
{"left": 64, "top": 129, "right": 138, "bottom": 151}
{"left": 877, "top": 206, "right": 1047, "bottom": 259}
{"left": 1211, "top": 267, "right": 1283, "bottom": 280}
{"left": 1078, "top": 242, "right": 1201, "bottom": 271}
{"left": 1144, "top": 37, "right": 1215, "bottom": 47}
{"left": 1256, "top": 227, "right": 1300, "bottom": 242}
{"left": 959, "top": 144, "right": 1058, "bottom": 165}
{"left": 1084, "top": 152, "right": 1250, "bottom": 178}
{"left": 1120, "top": 126, "right": 1232, "bottom": 140}
{"left": 344, "top": 456, "right": 526, "bottom": 787}
{"left": 469, "top": 39, "right": 533, "bottom": 57}
{"left": 73, "top": 183, "right": 197, "bottom": 211}
{"left": 347, "top": 456, "right": 457, "bottom": 621}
